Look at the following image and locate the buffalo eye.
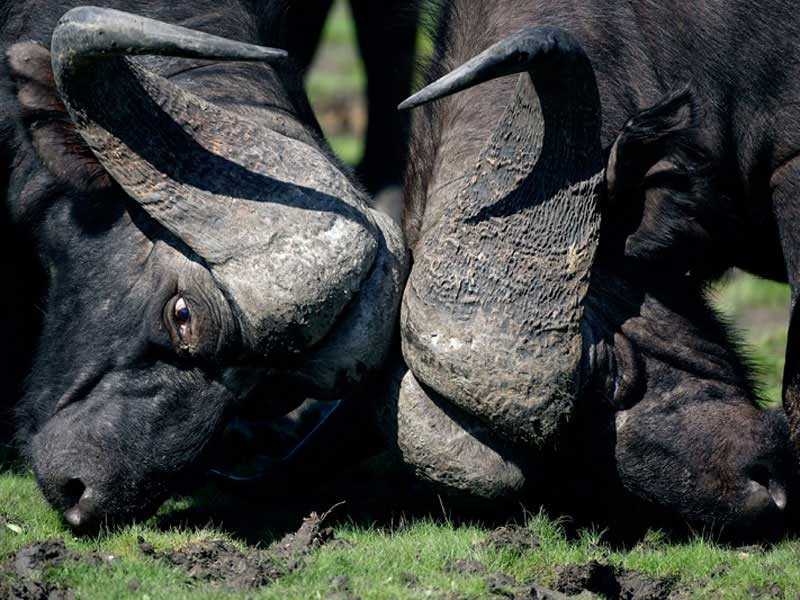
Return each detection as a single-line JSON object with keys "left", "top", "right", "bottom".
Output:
{"left": 165, "top": 295, "right": 199, "bottom": 351}
{"left": 173, "top": 296, "right": 192, "bottom": 338}
{"left": 174, "top": 297, "right": 191, "bottom": 325}
{"left": 164, "top": 293, "right": 220, "bottom": 356}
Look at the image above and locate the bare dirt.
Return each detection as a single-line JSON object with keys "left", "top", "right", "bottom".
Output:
{"left": 142, "top": 508, "right": 339, "bottom": 591}
{"left": 445, "top": 559, "right": 488, "bottom": 575}
{"left": 438, "top": 557, "right": 681, "bottom": 599}
{"left": 748, "top": 582, "right": 784, "bottom": 598}
{"left": 440, "top": 558, "right": 593, "bottom": 599}
{"left": 554, "top": 560, "right": 678, "bottom": 600}
{"left": 482, "top": 570, "right": 595, "bottom": 599}
{"left": 0, "top": 540, "right": 80, "bottom": 600}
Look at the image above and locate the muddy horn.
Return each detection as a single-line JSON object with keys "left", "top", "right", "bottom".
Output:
{"left": 398, "top": 26, "right": 604, "bottom": 449}
{"left": 49, "top": 6, "right": 385, "bottom": 357}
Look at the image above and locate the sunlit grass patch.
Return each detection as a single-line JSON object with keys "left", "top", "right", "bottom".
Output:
{"left": 2, "top": 480, "right": 800, "bottom": 599}
{"left": 712, "top": 272, "right": 791, "bottom": 406}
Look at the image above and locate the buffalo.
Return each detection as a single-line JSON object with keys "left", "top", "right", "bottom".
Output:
{"left": 399, "top": 0, "right": 800, "bottom": 462}
{"left": 0, "top": 0, "right": 796, "bottom": 540}
{"left": 0, "top": 2, "right": 407, "bottom": 528}
{"left": 387, "top": 0, "right": 797, "bottom": 536}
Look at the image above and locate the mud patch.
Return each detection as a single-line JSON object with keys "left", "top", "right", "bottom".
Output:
{"left": 271, "top": 508, "right": 337, "bottom": 571}
{"left": 0, "top": 540, "right": 80, "bottom": 600}
{"left": 617, "top": 571, "right": 678, "bottom": 600}
{"left": 399, "top": 571, "right": 420, "bottom": 588}
{"left": 483, "top": 571, "right": 593, "bottom": 599}
{"left": 748, "top": 583, "right": 783, "bottom": 599}
{"left": 0, "top": 576, "right": 74, "bottom": 600}
{"left": 146, "top": 509, "right": 338, "bottom": 591}
{"left": 147, "top": 539, "right": 280, "bottom": 590}
{"left": 484, "top": 572, "right": 519, "bottom": 596}
{"left": 556, "top": 561, "right": 619, "bottom": 597}
{"left": 479, "top": 525, "right": 540, "bottom": 554}
{"left": 555, "top": 560, "right": 677, "bottom": 599}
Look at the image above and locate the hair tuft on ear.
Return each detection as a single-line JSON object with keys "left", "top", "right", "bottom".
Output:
{"left": 6, "top": 41, "right": 114, "bottom": 196}
{"left": 607, "top": 84, "right": 708, "bottom": 204}
{"left": 604, "top": 85, "right": 724, "bottom": 273}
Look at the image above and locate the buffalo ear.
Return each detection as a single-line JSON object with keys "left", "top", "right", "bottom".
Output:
{"left": 6, "top": 42, "right": 113, "bottom": 195}
{"left": 606, "top": 85, "right": 699, "bottom": 204}
{"left": 604, "top": 86, "right": 713, "bottom": 265}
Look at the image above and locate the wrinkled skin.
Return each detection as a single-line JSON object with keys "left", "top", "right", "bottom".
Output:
{"left": 388, "top": 0, "right": 797, "bottom": 536}
{"left": 22, "top": 202, "right": 239, "bottom": 519}
{"left": 0, "top": 2, "right": 407, "bottom": 528}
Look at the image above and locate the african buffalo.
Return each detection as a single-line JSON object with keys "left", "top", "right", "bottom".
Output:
{"left": 403, "top": 0, "right": 800, "bottom": 463}
{"left": 387, "top": 0, "right": 796, "bottom": 535}
{"left": 0, "top": 2, "right": 407, "bottom": 529}
{"left": 1, "top": 0, "right": 795, "bottom": 538}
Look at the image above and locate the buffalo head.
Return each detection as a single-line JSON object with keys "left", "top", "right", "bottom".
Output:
{"left": 5, "top": 7, "right": 407, "bottom": 528}
{"left": 392, "top": 26, "right": 794, "bottom": 535}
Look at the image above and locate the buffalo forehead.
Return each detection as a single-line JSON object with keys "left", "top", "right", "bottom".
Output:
{"left": 77, "top": 65, "right": 379, "bottom": 348}
{"left": 213, "top": 210, "right": 378, "bottom": 349}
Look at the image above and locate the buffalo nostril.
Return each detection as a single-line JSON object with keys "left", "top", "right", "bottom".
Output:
{"left": 62, "top": 478, "right": 85, "bottom": 508}
{"left": 62, "top": 483, "right": 99, "bottom": 529}
{"left": 768, "top": 480, "right": 788, "bottom": 511}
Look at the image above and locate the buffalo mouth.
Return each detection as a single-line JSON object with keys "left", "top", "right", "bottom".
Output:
{"left": 208, "top": 398, "right": 345, "bottom": 485}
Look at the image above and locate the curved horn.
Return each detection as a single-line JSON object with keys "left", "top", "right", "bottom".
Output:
{"left": 51, "top": 6, "right": 286, "bottom": 75}
{"left": 48, "top": 7, "right": 380, "bottom": 356}
{"left": 400, "top": 27, "right": 592, "bottom": 109}
{"left": 399, "top": 27, "right": 603, "bottom": 448}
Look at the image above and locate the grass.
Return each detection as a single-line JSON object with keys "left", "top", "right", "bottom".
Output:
{"left": 3, "top": 472, "right": 800, "bottom": 599}
{"left": 1, "top": 3, "right": 797, "bottom": 599}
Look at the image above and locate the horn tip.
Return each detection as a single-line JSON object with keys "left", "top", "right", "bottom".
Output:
{"left": 261, "top": 48, "right": 289, "bottom": 62}
{"left": 398, "top": 90, "right": 434, "bottom": 111}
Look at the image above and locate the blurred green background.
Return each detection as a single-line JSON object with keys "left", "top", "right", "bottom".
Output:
{"left": 307, "top": 0, "right": 367, "bottom": 165}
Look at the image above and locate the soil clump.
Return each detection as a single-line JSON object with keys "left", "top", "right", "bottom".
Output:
{"left": 0, "top": 540, "right": 82, "bottom": 600}
{"left": 554, "top": 560, "right": 678, "bottom": 599}
{"left": 480, "top": 525, "right": 541, "bottom": 554}
{"left": 143, "top": 508, "right": 338, "bottom": 591}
